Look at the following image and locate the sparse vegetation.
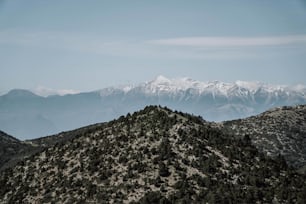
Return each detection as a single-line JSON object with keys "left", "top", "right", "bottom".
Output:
{"left": 223, "top": 105, "right": 306, "bottom": 168}
{"left": 0, "top": 105, "right": 306, "bottom": 203}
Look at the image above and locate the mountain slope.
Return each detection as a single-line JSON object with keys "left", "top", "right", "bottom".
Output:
{"left": 0, "top": 106, "right": 305, "bottom": 203}
{"left": 0, "top": 131, "right": 39, "bottom": 171}
{"left": 223, "top": 104, "right": 306, "bottom": 168}
{"left": 0, "top": 123, "right": 107, "bottom": 172}
{"left": 0, "top": 130, "right": 22, "bottom": 168}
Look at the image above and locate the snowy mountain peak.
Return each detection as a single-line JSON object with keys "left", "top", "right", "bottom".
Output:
{"left": 96, "top": 76, "right": 306, "bottom": 101}
{"left": 146, "top": 77, "right": 253, "bottom": 96}
{"left": 121, "top": 76, "right": 306, "bottom": 98}
{"left": 145, "top": 75, "right": 201, "bottom": 94}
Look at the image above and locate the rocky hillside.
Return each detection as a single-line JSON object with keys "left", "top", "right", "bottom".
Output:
{"left": 1, "top": 106, "right": 306, "bottom": 203}
{"left": 0, "top": 123, "right": 108, "bottom": 172}
{"left": 223, "top": 105, "right": 306, "bottom": 168}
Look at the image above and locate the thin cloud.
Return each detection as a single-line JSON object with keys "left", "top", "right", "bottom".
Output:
{"left": 149, "top": 35, "right": 306, "bottom": 47}
{"left": 33, "top": 86, "right": 80, "bottom": 97}
{"left": 1, "top": 30, "right": 305, "bottom": 60}
{"left": 0, "top": 30, "right": 148, "bottom": 56}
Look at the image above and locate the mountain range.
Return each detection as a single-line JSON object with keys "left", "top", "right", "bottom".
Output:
{"left": 1, "top": 105, "right": 306, "bottom": 203}
{"left": 1, "top": 76, "right": 306, "bottom": 139}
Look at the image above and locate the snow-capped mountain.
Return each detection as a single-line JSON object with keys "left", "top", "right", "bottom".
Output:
{"left": 158, "top": 76, "right": 305, "bottom": 98}
{"left": 97, "top": 75, "right": 306, "bottom": 119}
{"left": 101, "top": 75, "right": 306, "bottom": 100}
{"left": 1, "top": 76, "right": 305, "bottom": 139}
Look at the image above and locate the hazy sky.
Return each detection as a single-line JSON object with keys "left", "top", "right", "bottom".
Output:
{"left": 1, "top": 0, "right": 306, "bottom": 95}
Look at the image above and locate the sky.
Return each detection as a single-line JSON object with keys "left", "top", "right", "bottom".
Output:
{"left": 1, "top": 0, "right": 306, "bottom": 96}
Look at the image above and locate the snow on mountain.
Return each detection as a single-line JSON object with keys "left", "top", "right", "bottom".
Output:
{"left": 290, "top": 84, "right": 306, "bottom": 93}
{"left": 111, "top": 75, "right": 306, "bottom": 100}
{"left": 95, "top": 76, "right": 306, "bottom": 122}
{"left": 143, "top": 75, "right": 200, "bottom": 94}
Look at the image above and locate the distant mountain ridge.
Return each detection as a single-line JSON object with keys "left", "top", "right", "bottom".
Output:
{"left": 1, "top": 76, "right": 306, "bottom": 139}
{"left": 98, "top": 75, "right": 306, "bottom": 98}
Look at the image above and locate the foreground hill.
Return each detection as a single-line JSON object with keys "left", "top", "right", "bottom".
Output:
{"left": 223, "top": 105, "right": 306, "bottom": 168}
{"left": 1, "top": 76, "right": 306, "bottom": 139}
{"left": 1, "top": 106, "right": 305, "bottom": 203}
{"left": 0, "top": 123, "right": 108, "bottom": 172}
